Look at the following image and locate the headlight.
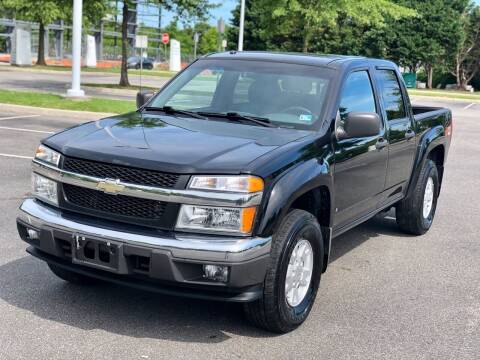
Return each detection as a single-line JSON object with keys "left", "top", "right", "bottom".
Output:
{"left": 176, "top": 205, "right": 257, "bottom": 234}
{"left": 189, "top": 175, "right": 264, "bottom": 193}
{"left": 32, "top": 173, "right": 58, "bottom": 205}
{"left": 35, "top": 144, "right": 61, "bottom": 167}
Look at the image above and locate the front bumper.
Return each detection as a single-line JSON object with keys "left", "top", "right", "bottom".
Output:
{"left": 17, "top": 198, "right": 271, "bottom": 302}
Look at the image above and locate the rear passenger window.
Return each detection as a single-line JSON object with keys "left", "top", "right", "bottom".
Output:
{"left": 339, "top": 71, "right": 376, "bottom": 120}
{"left": 376, "top": 70, "right": 406, "bottom": 120}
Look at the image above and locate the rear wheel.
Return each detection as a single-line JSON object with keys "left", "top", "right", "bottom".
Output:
{"left": 396, "top": 159, "right": 439, "bottom": 235}
{"left": 48, "top": 263, "right": 98, "bottom": 285}
{"left": 244, "top": 209, "right": 323, "bottom": 333}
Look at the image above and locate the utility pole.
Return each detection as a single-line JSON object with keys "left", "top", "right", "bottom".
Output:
{"left": 238, "top": 0, "right": 245, "bottom": 51}
{"left": 67, "top": 0, "right": 84, "bottom": 97}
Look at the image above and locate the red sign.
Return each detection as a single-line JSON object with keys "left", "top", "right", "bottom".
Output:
{"left": 162, "top": 33, "right": 170, "bottom": 45}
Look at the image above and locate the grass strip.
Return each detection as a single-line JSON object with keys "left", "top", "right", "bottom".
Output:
{"left": 409, "top": 89, "right": 480, "bottom": 101}
{"left": 0, "top": 90, "right": 136, "bottom": 114}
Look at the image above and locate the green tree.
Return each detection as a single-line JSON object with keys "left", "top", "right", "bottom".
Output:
{"left": 227, "top": 0, "right": 274, "bottom": 51}
{"left": 266, "top": 0, "right": 416, "bottom": 53}
{"left": 451, "top": 5, "right": 480, "bottom": 89}
{"left": 195, "top": 23, "right": 219, "bottom": 54}
{"left": 384, "top": 0, "right": 468, "bottom": 88}
{"left": 228, "top": 0, "right": 415, "bottom": 53}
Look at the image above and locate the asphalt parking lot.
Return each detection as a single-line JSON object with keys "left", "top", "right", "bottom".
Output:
{"left": 0, "top": 98, "right": 479, "bottom": 359}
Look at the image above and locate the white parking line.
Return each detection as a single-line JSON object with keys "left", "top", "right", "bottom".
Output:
{"left": 0, "top": 153, "right": 33, "bottom": 159}
{"left": 0, "top": 126, "right": 54, "bottom": 134}
{"left": 0, "top": 114, "right": 41, "bottom": 121}
{"left": 464, "top": 103, "right": 475, "bottom": 110}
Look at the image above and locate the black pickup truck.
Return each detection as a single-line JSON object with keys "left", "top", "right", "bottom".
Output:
{"left": 17, "top": 52, "right": 452, "bottom": 333}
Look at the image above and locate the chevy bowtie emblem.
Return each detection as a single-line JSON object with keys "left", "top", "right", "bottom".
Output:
{"left": 96, "top": 179, "right": 125, "bottom": 194}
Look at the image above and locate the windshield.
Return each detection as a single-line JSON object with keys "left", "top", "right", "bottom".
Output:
{"left": 149, "top": 59, "right": 335, "bottom": 130}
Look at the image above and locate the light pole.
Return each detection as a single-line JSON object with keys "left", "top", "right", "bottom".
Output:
{"left": 238, "top": 0, "right": 245, "bottom": 51}
{"left": 67, "top": 0, "right": 85, "bottom": 97}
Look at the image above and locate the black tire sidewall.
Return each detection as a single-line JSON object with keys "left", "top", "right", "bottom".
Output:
{"left": 275, "top": 212, "right": 323, "bottom": 328}
{"left": 419, "top": 161, "right": 439, "bottom": 231}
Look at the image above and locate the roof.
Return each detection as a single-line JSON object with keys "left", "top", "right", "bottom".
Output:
{"left": 203, "top": 51, "right": 395, "bottom": 69}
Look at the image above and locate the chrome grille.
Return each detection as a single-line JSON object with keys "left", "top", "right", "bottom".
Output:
{"left": 63, "top": 184, "right": 167, "bottom": 220}
{"left": 62, "top": 157, "right": 180, "bottom": 188}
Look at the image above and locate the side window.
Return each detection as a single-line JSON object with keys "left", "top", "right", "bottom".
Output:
{"left": 376, "top": 70, "right": 406, "bottom": 120}
{"left": 339, "top": 71, "right": 376, "bottom": 120}
{"left": 165, "top": 69, "right": 224, "bottom": 110}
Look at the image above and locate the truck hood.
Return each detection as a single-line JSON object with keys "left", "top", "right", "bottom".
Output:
{"left": 44, "top": 111, "right": 312, "bottom": 174}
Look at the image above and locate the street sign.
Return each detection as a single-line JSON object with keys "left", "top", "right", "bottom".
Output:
{"left": 162, "top": 33, "right": 170, "bottom": 45}
{"left": 135, "top": 35, "right": 148, "bottom": 49}
{"left": 222, "top": 39, "right": 227, "bottom": 49}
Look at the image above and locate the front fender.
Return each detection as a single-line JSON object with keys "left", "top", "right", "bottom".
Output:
{"left": 256, "top": 157, "right": 332, "bottom": 238}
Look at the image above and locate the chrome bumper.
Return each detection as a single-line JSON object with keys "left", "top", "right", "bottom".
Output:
{"left": 18, "top": 198, "right": 272, "bottom": 263}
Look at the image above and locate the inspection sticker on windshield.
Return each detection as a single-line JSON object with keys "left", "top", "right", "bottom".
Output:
{"left": 299, "top": 114, "right": 313, "bottom": 123}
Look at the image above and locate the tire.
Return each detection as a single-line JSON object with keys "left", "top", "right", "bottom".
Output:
{"left": 135, "top": 64, "right": 140, "bottom": 70}
{"left": 396, "top": 159, "right": 439, "bottom": 235}
{"left": 244, "top": 209, "right": 324, "bottom": 333}
{"left": 48, "top": 263, "right": 98, "bottom": 285}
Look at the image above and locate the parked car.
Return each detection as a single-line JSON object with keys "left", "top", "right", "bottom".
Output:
{"left": 127, "top": 56, "right": 154, "bottom": 70}
{"left": 17, "top": 52, "right": 452, "bottom": 333}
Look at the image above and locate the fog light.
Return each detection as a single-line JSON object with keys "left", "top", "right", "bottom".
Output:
{"left": 203, "top": 265, "right": 229, "bottom": 282}
{"left": 27, "top": 229, "right": 39, "bottom": 240}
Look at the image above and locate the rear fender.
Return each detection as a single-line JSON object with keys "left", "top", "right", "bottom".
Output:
{"left": 406, "top": 125, "right": 445, "bottom": 198}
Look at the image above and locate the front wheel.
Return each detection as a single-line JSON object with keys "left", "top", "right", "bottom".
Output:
{"left": 244, "top": 209, "right": 324, "bottom": 333}
{"left": 396, "top": 159, "right": 440, "bottom": 235}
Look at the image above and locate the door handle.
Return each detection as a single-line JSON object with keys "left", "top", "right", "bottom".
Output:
{"left": 405, "top": 129, "right": 415, "bottom": 140}
{"left": 375, "top": 138, "right": 388, "bottom": 150}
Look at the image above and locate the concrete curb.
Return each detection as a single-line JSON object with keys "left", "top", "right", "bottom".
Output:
{"left": 83, "top": 86, "right": 140, "bottom": 96}
{"left": 0, "top": 103, "right": 115, "bottom": 120}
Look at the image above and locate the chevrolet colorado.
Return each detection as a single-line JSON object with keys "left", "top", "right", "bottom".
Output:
{"left": 17, "top": 52, "right": 452, "bottom": 333}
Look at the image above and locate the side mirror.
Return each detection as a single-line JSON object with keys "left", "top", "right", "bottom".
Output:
{"left": 136, "top": 90, "right": 155, "bottom": 109}
{"left": 336, "top": 112, "right": 381, "bottom": 140}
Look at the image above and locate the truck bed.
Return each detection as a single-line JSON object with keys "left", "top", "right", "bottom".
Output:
{"left": 412, "top": 105, "right": 449, "bottom": 122}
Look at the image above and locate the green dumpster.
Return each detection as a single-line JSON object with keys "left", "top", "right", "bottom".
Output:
{"left": 402, "top": 73, "right": 417, "bottom": 89}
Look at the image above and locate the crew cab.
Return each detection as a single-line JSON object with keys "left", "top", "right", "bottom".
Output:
{"left": 17, "top": 52, "right": 452, "bottom": 333}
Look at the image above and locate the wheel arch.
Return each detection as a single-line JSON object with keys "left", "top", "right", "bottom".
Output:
{"left": 256, "top": 158, "right": 333, "bottom": 273}
{"left": 427, "top": 144, "right": 445, "bottom": 192}
{"left": 406, "top": 125, "right": 445, "bottom": 199}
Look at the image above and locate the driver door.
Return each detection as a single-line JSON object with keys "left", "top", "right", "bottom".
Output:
{"left": 333, "top": 69, "right": 388, "bottom": 231}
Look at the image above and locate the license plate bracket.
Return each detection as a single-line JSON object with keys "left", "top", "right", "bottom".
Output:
{"left": 71, "top": 234, "right": 121, "bottom": 272}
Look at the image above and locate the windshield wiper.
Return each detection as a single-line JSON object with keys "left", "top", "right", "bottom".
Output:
{"left": 143, "top": 106, "right": 208, "bottom": 120}
{"left": 197, "top": 111, "right": 277, "bottom": 128}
